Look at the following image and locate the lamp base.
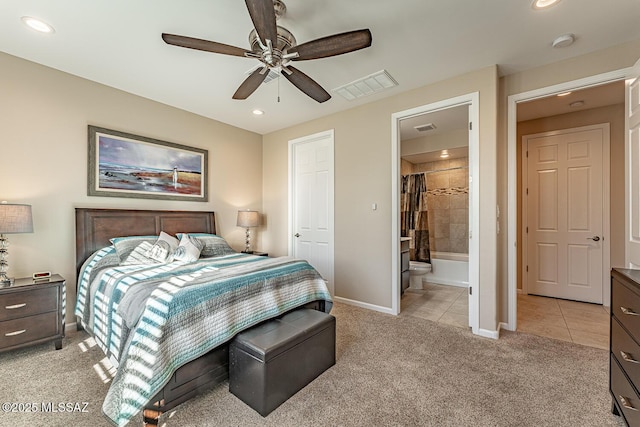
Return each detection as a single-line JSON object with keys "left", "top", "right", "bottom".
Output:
{"left": 0, "top": 274, "right": 13, "bottom": 287}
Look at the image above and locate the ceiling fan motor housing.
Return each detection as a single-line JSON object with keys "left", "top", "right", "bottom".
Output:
{"left": 249, "top": 26, "right": 296, "bottom": 67}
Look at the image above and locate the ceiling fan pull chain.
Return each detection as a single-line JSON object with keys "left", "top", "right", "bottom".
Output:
{"left": 278, "top": 71, "right": 281, "bottom": 103}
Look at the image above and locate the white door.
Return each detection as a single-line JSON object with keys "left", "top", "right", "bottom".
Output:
{"left": 289, "top": 130, "right": 335, "bottom": 295}
{"left": 524, "top": 125, "right": 606, "bottom": 303}
{"left": 626, "top": 58, "right": 640, "bottom": 268}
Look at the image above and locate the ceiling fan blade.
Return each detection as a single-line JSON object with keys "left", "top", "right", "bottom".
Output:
{"left": 245, "top": 0, "right": 277, "bottom": 47}
{"left": 162, "top": 33, "right": 250, "bottom": 57}
{"left": 289, "top": 29, "right": 372, "bottom": 61}
{"left": 232, "top": 67, "right": 269, "bottom": 100}
{"left": 282, "top": 66, "right": 331, "bottom": 103}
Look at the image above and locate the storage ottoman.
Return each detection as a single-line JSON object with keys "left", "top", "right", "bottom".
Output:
{"left": 229, "top": 308, "right": 336, "bottom": 416}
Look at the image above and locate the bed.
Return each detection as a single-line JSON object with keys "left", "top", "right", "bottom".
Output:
{"left": 74, "top": 208, "right": 332, "bottom": 427}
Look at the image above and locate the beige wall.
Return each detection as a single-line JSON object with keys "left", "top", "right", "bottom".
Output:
{"left": 498, "top": 39, "right": 640, "bottom": 322}
{"left": 263, "top": 66, "right": 499, "bottom": 332}
{"left": 1, "top": 52, "right": 262, "bottom": 322}
{"left": 516, "top": 104, "right": 625, "bottom": 290}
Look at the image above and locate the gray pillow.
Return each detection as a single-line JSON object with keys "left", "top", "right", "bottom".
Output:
{"left": 177, "top": 233, "right": 236, "bottom": 258}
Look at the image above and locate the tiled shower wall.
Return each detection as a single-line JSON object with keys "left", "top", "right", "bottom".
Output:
{"left": 412, "top": 158, "right": 469, "bottom": 254}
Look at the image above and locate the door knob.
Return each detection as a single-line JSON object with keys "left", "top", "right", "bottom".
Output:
{"left": 587, "top": 236, "right": 600, "bottom": 242}
{"left": 294, "top": 233, "right": 300, "bottom": 238}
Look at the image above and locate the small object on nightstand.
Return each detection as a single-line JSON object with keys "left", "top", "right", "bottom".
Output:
{"left": 32, "top": 271, "right": 51, "bottom": 281}
{"left": 0, "top": 274, "right": 65, "bottom": 352}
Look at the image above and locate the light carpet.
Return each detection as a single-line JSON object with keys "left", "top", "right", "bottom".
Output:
{"left": 0, "top": 302, "right": 626, "bottom": 427}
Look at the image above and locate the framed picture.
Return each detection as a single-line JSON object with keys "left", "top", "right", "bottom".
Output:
{"left": 88, "top": 126, "right": 208, "bottom": 201}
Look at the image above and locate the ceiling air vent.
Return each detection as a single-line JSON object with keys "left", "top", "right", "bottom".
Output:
{"left": 245, "top": 66, "right": 280, "bottom": 84}
{"left": 333, "top": 70, "right": 398, "bottom": 101}
{"left": 414, "top": 123, "right": 437, "bottom": 132}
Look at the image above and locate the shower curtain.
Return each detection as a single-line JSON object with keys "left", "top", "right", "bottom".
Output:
{"left": 401, "top": 173, "right": 431, "bottom": 263}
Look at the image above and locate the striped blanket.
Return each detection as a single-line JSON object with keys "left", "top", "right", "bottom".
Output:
{"left": 74, "top": 247, "right": 332, "bottom": 426}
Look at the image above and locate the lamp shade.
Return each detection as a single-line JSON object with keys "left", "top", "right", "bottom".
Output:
{"left": 236, "top": 210, "right": 259, "bottom": 228}
{"left": 0, "top": 203, "right": 33, "bottom": 234}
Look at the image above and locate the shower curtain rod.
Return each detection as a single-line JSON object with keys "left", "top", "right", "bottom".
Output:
{"left": 403, "top": 166, "right": 468, "bottom": 176}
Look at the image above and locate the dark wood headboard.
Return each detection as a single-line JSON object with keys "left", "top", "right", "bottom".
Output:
{"left": 75, "top": 208, "right": 216, "bottom": 275}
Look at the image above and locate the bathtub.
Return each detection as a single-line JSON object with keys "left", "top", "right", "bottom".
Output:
{"left": 424, "top": 251, "right": 469, "bottom": 288}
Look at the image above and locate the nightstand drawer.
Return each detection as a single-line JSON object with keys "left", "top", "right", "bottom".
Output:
{"left": 0, "top": 312, "right": 58, "bottom": 350}
{"left": 613, "top": 277, "right": 640, "bottom": 344}
{"left": 0, "top": 286, "right": 58, "bottom": 321}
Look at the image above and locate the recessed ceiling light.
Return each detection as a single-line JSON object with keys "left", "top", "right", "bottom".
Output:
{"left": 532, "top": 0, "right": 561, "bottom": 9}
{"left": 569, "top": 100, "right": 585, "bottom": 108}
{"left": 557, "top": 91, "right": 572, "bottom": 97}
{"left": 21, "top": 16, "right": 55, "bottom": 34}
{"left": 252, "top": 109, "right": 264, "bottom": 116}
{"left": 552, "top": 33, "right": 575, "bottom": 48}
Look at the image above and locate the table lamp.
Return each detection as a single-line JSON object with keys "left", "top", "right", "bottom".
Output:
{"left": 237, "top": 210, "right": 259, "bottom": 253}
{"left": 0, "top": 202, "right": 33, "bottom": 285}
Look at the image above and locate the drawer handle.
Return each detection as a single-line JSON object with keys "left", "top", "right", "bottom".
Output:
{"left": 621, "top": 307, "right": 640, "bottom": 316}
{"left": 5, "top": 303, "right": 26, "bottom": 310}
{"left": 621, "top": 351, "right": 640, "bottom": 364}
{"left": 5, "top": 329, "right": 26, "bottom": 337}
{"left": 620, "top": 395, "right": 639, "bottom": 411}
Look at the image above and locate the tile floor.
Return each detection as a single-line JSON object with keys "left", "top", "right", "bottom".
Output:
{"left": 401, "top": 283, "right": 610, "bottom": 350}
{"left": 400, "top": 283, "right": 469, "bottom": 329}
{"left": 516, "top": 293, "right": 609, "bottom": 349}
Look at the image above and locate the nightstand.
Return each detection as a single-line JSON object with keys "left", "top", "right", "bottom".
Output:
{"left": 242, "top": 251, "right": 269, "bottom": 257}
{"left": 0, "top": 274, "right": 65, "bottom": 352}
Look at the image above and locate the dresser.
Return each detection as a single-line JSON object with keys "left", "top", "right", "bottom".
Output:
{"left": 610, "top": 268, "right": 640, "bottom": 426}
{"left": 0, "top": 274, "right": 65, "bottom": 352}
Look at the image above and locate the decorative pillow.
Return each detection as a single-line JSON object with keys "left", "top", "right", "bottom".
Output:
{"left": 173, "top": 234, "right": 204, "bottom": 263}
{"left": 177, "top": 233, "right": 236, "bottom": 258}
{"left": 146, "top": 231, "right": 179, "bottom": 263}
{"left": 110, "top": 235, "right": 158, "bottom": 262}
{"left": 120, "top": 241, "right": 160, "bottom": 265}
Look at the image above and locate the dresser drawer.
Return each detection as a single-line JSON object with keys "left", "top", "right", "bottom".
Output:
{"left": 613, "top": 278, "right": 640, "bottom": 343}
{"left": 612, "top": 317, "right": 640, "bottom": 392}
{"left": 0, "top": 286, "right": 58, "bottom": 321}
{"left": 0, "top": 312, "right": 59, "bottom": 350}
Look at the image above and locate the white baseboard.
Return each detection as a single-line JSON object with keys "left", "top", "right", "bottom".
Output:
{"left": 65, "top": 322, "right": 77, "bottom": 333}
{"left": 333, "top": 296, "right": 396, "bottom": 315}
{"left": 477, "top": 325, "right": 500, "bottom": 339}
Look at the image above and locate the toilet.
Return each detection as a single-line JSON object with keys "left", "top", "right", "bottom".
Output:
{"left": 409, "top": 261, "right": 432, "bottom": 290}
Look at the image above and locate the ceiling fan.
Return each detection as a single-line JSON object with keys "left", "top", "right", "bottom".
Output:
{"left": 162, "top": 0, "right": 372, "bottom": 103}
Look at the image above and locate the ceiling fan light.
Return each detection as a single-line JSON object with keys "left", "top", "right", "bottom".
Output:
{"left": 21, "top": 16, "right": 55, "bottom": 34}
{"left": 532, "top": 0, "right": 561, "bottom": 10}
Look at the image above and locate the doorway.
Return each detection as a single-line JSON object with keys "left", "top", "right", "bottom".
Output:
{"left": 391, "top": 92, "right": 480, "bottom": 336}
{"left": 506, "top": 70, "right": 629, "bottom": 331}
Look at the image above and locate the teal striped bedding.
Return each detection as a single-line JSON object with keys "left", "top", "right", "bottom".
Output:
{"left": 74, "top": 248, "right": 332, "bottom": 426}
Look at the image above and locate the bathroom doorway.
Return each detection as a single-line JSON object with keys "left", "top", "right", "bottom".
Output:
{"left": 400, "top": 106, "right": 470, "bottom": 328}
{"left": 391, "top": 93, "right": 480, "bottom": 335}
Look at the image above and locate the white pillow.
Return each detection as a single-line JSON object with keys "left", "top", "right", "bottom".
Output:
{"left": 146, "top": 231, "right": 179, "bottom": 263}
{"left": 121, "top": 241, "right": 159, "bottom": 265}
{"left": 173, "top": 233, "right": 204, "bottom": 263}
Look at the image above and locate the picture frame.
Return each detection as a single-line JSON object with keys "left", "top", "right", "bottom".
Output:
{"left": 88, "top": 126, "right": 208, "bottom": 202}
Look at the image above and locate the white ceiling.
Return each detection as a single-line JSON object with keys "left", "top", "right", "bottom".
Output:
{"left": 517, "top": 80, "right": 625, "bottom": 121}
{"left": 1, "top": 0, "right": 639, "bottom": 135}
